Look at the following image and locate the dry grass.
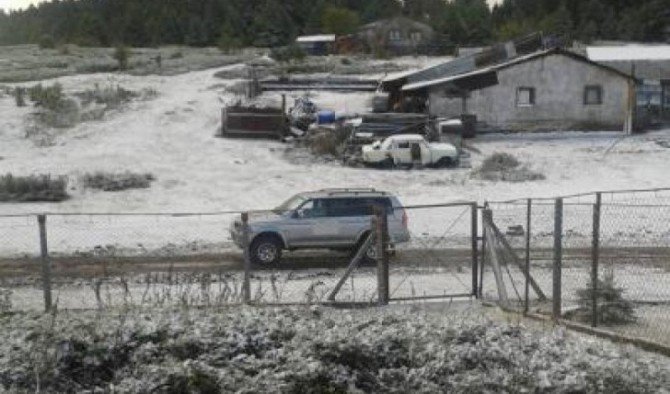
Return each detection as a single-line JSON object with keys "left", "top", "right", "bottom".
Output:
{"left": 82, "top": 171, "right": 155, "bottom": 192}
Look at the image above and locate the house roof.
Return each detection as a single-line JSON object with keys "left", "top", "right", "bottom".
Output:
{"left": 360, "top": 16, "right": 433, "bottom": 32}
{"left": 587, "top": 45, "right": 670, "bottom": 61}
{"left": 296, "top": 35, "right": 336, "bottom": 43}
{"left": 401, "top": 48, "right": 635, "bottom": 92}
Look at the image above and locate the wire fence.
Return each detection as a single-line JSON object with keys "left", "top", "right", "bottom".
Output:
{"left": 0, "top": 201, "right": 478, "bottom": 312}
{"left": 3, "top": 187, "right": 668, "bottom": 350}
{"left": 484, "top": 188, "right": 670, "bottom": 348}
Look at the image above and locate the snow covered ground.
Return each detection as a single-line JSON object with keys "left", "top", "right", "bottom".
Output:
{"left": 1, "top": 63, "right": 668, "bottom": 216}
{"left": 0, "top": 56, "right": 668, "bottom": 262}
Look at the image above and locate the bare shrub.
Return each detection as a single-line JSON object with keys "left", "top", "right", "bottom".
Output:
{"left": 0, "top": 288, "right": 12, "bottom": 312}
{"left": 306, "top": 125, "right": 351, "bottom": 157}
{"left": 472, "top": 152, "right": 545, "bottom": 182}
{"left": 36, "top": 98, "right": 80, "bottom": 128}
{"left": 0, "top": 173, "right": 69, "bottom": 202}
{"left": 82, "top": 171, "right": 155, "bottom": 192}
{"left": 76, "top": 84, "right": 138, "bottom": 109}
{"left": 480, "top": 152, "right": 520, "bottom": 172}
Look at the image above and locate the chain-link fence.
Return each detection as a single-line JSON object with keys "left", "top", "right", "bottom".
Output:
{"left": 390, "top": 202, "right": 477, "bottom": 302}
{"left": 0, "top": 200, "right": 479, "bottom": 312}
{"left": 484, "top": 188, "right": 670, "bottom": 348}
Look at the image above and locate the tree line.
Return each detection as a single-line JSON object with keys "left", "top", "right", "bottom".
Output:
{"left": 0, "top": 0, "right": 667, "bottom": 49}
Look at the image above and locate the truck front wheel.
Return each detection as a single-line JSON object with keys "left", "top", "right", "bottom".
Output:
{"left": 250, "top": 234, "right": 283, "bottom": 265}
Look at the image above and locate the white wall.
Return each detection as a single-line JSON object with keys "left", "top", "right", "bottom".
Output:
{"left": 429, "top": 54, "right": 632, "bottom": 131}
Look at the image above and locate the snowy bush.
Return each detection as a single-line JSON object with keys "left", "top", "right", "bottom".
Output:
{"left": 0, "top": 307, "right": 668, "bottom": 393}
{"left": 82, "top": 171, "right": 155, "bottom": 192}
{"left": 0, "top": 173, "right": 68, "bottom": 202}
{"left": 473, "top": 152, "right": 545, "bottom": 182}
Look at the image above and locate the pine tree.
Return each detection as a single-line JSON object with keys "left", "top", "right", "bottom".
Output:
{"left": 573, "top": 271, "right": 636, "bottom": 325}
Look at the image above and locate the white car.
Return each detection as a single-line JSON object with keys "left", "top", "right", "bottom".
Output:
{"left": 361, "top": 134, "right": 459, "bottom": 168}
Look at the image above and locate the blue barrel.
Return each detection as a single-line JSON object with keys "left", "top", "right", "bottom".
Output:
{"left": 317, "top": 110, "right": 336, "bottom": 124}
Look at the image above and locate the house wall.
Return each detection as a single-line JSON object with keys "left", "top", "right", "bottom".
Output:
{"left": 428, "top": 54, "right": 632, "bottom": 132}
{"left": 359, "top": 18, "right": 434, "bottom": 56}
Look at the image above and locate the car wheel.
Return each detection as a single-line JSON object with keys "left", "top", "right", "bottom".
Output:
{"left": 362, "top": 243, "right": 378, "bottom": 264}
{"left": 250, "top": 235, "right": 283, "bottom": 265}
{"left": 379, "top": 157, "right": 394, "bottom": 169}
{"left": 437, "top": 157, "right": 454, "bottom": 168}
{"left": 350, "top": 234, "right": 378, "bottom": 264}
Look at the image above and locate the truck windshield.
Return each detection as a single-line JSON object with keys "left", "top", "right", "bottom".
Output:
{"left": 274, "top": 195, "right": 307, "bottom": 214}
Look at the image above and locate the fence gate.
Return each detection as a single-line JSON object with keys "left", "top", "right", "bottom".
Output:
{"left": 389, "top": 202, "right": 479, "bottom": 302}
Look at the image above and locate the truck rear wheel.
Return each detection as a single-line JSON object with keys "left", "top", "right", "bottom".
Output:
{"left": 437, "top": 157, "right": 454, "bottom": 168}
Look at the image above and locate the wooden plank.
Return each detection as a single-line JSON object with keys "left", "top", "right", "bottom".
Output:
{"left": 487, "top": 218, "right": 547, "bottom": 301}
{"left": 327, "top": 232, "right": 374, "bottom": 302}
{"left": 485, "top": 225, "right": 509, "bottom": 305}
{"left": 38, "top": 214, "right": 52, "bottom": 312}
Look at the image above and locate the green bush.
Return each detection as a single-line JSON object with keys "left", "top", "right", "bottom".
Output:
{"left": 113, "top": 45, "right": 131, "bottom": 70}
{"left": 28, "top": 83, "right": 64, "bottom": 110}
{"left": 570, "top": 271, "right": 637, "bottom": 325}
{"left": 82, "top": 171, "right": 155, "bottom": 192}
{"left": 217, "top": 33, "right": 243, "bottom": 54}
{"left": 13, "top": 87, "right": 26, "bottom": 107}
{"left": 270, "top": 44, "right": 306, "bottom": 63}
{"left": 0, "top": 173, "right": 69, "bottom": 202}
{"left": 38, "top": 34, "right": 56, "bottom": 49}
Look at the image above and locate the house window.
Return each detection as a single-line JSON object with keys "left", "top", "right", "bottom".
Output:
{"left": 410, "top": 31, "right": 422, "bottom": 42}
{"left": 389, "top": 29, "right": 402, "bottom": 42}
{"left": 516, "top": 87, "right": 535, "bottom": 107}
{"left": 584, "top": 85, "right": 603, "bottom": 105}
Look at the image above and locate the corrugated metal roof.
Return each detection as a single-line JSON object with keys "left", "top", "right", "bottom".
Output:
{"left": 402, "top": 66, "right": 498, "bottom": 91}
{"left": 402, "top": 48, "right": 635, "bottom": 92}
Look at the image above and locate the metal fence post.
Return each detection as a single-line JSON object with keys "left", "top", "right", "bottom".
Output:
{"left": 376, "top": 206, "right": 389, "bottom": 305}
{"left": 591, "top": 192, "right": 602, "bottom": 327}
{"left": 553, "top": 198, "right": 563, "bottom": 321}
{"left": 241, "top": 212, "right": 251, "bottom": 304}
{"left": 37, "top": 214, "right": 52, "bottom": 312}
{"left": 471, "top": 202, "right": 479, "bottom": 298}
{"left": 479, "top": 202, "right": 489, "bottom": 299}
{"left": 524, "top": 198, "right": 532, "bottom": 314}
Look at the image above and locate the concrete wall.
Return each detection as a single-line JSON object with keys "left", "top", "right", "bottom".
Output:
{"left": 428, "top": 54, "right": 633, "bottom": 132}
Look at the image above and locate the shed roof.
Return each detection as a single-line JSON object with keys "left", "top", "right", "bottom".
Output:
{"left": 587, "top": 46, "right": 670, "bottom": 61}
{"left": 296, "top": 35, "right": 336, "bottom": 43}
{"left": 402, "top": 48, "right": 635, "bottom": 92}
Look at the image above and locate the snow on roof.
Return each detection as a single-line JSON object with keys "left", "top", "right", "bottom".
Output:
{"left": 587, "top": 46, "right": 670, "bottom": 61}
{"left": 296, "top": 35, "right": 336, "bottom": 43}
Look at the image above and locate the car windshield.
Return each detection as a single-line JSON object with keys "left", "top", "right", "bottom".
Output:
{"left": 274, "top": 194, "right": 307, "bottom": 214}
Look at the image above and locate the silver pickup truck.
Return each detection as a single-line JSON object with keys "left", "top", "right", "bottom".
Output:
{"left": 230, "top": 189, "right": 410, "bottom": 265}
